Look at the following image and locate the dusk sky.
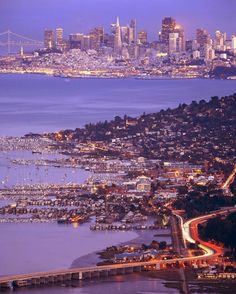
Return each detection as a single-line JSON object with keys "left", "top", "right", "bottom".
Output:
{"left": 0, "top": 0, "right": 235, "bottom": 41}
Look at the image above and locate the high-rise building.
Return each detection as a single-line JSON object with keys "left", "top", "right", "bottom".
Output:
{"left": 93, "top": 27, "right": 104, "bottom": 48}
{"left": 130, "top": 19, "right": 137, "bottom": 43}
{"left": 169, "top": 32, "right": 179, "bottom": 54}
{"left": 174, "top": 26, "right": 186, "bottom": 52}
{"left": 204, "top": 44, "right": 215, "bottom": 60}
{"left": 196, "top": 28, "right": 211, "bottom": 57}
{"left": 138, "top": 30, "right": 148, "bottom": 45}
{"left": 69, "top": 33, "right": 84, "bottom": 49}
{"left": 44, "top": 29, "right": 54, "bottom": 49}
{"left": 56, "top": 28, "right": 63, "bottom": 50}
{"left": 193, "top": 50, "right": 201, "bottom": 59}
{"left": 161, "top": 17, "right": 176, "bottom": 48}
{"left": 231, "top": 35, "right": 236, "bottom": 53}
{"left": 83, "top": 35, "right": 91, "bottom": 51}
{"left": 114, "top": 17, "right": 122, "bottom": 54}
{"left": 128, "top": 27, "right": 134, "bottom": 44}
{"left": 186, "top": 40, "right": 193, "bottom": 52}
{"left": 196, "top": 29, "right": 210, "bottom": 48}
{"left": 89, "top": 27, "right": 104, "bottom": 51}
{"left": 214, "top": 30, "right": 226, "bottom": 51}
{"left": 103, "top": 33, "right": 114, "bottom": 48}
{"left": 121, "top": 26, "right": 129, "bottom": 44}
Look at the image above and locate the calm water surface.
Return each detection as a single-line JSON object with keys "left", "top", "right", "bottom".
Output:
{"left": 0, "top": 222, "right": 137, "bottom": 276}
{"left": 0, "top": 74, "right": 236, "bottom": 136}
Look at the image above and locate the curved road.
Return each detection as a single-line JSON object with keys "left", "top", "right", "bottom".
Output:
{"left": 183, "top": 207, "right": 236, "bottom": 258}
{"left": 1, "top": 207, "right": 236, "bottom": 287}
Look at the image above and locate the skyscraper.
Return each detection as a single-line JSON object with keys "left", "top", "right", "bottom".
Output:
{"left": 114, "top": 17, "right": 122, "bottom": 55}
{"left": 161, "top": 17, "right": 176, "bottom": 48}
{"left": 232, "top": 35, "right": 236, "bottom": 53}
{"left": 130, "top": 19, "right": 137, "bottom": 43}
{"left": 196, "top": 28, "right": 211, "bottom": 57}
{"left": 169, "top": 32, "right": 179, "bottom": 54}
{"left": 69, "top": 33, "right": 84, "bottom": 49}
{"left": 89, "top": 27, "right": 104, "bottom": 51}
{"left": 174, "top": 25, "right": 186, "bottom": 52}
{"left": 120, "top": 26, "right": 129, "bottom": 44}
{"left": 56, "top": 28, "right": 63, "bottom": 50}
{"left": 138, "top": 30, "right": 148, "bottom": 45}
{"left": 214, "top": 30, "right": 226, "bottom": 51}
{"left": 44, "top": 30, "right": 54, "bottom": 49}
{"left": 196, "top": 28, "right": 210, "bottom": 48}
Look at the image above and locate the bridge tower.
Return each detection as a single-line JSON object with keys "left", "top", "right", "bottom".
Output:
{"left": 7, "top": 30, "right": 10, "bottom": 55}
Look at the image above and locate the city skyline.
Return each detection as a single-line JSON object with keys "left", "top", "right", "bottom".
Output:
{"left": 0, "top": 0, "right": 236, "bottom": 41}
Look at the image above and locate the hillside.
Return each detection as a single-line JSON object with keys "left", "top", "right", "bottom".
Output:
{"left": 47, "top": 93, "right": 236, "bottom": 164}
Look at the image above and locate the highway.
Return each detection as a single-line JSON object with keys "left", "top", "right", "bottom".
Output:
{"left": 222, "top": 165, "right": 236, "bottom": 189}
{"left": 1, "top": 207, "right": 236, "bottom": 288}
{"left": 183, "top": 207, "right": 236, "bottom": 258}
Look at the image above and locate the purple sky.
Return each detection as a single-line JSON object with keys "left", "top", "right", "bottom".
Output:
{"left": 0, "top": 0, "right": 235, "bottom": 41}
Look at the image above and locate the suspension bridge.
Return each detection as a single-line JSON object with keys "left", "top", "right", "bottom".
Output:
{"left": 0, "top": 30, "right": 43, "bottom": 54}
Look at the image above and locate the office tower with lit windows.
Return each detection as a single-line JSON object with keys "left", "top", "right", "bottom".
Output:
{"left": 56, "top": 27, "right": 63, "bottom": 50}
{"left": 169, "top": 32, "right": 179, "bottom": 54}
{"left": 130, "top": 19, "right": 137, "bottom": 43}
{"left": 232, "top": 35, "right": 236, "bottom": 54}
{"left": 214, "top": 30, "right": 226, "bottom": 51}
{"left": 120, "top": 26, "right": 129, "bottom": 44}
{"left": 160, "top": 17, "right": 176, "bottom": 50}
{"left": 69, "top": 33, "right": 84, "bottom": 49}
{"left": 44, "top": 29, "right": 54, "bottom": 49}
{"left": 114, "top": 17, "right": 122, "bottom": 54}
{"left": 196, "top": 28, "right": 210, "bottom": 48}
{"left": 174, "top": 26, "right": 186, "bottom": 52}
{"left": 138, "top": 30, "right": 148, "bottom": 45}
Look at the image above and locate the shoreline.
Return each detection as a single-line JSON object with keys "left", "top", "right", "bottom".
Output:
{"left": 0, "top": 71, "right": 231, "bottom": 81}
{"left": 70, "top": 227, "right": 171, "bottom": 268}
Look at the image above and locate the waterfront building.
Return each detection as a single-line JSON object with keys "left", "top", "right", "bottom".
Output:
{"left": 44, "top": 29, "right": 54, "bottom": 49}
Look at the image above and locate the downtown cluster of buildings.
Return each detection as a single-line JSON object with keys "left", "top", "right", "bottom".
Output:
{"left": 44, "top": 17, "right": 236, "bottom": 61}
{"left": 1, "top": 17, "right": 236, "bottom": 79}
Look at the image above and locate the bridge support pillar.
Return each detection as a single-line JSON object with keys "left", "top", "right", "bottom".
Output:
{"left": 109, "top": 269, "right": 117, "bottom": 276}
{"left": 117, "top": 268, "right": 125, "bottom": 275}
{"left": 125, "top": 267, "right": 134, "bottom": 274}
{"left": 83, "top": 272, "right": 92, "bottom": 279}
{"left": 0, "top": 282, "right": 12, "bottom": 290}
{"left": 133, "top": 266, "right": 142, "bottom": 272}
{"left": 100, "top": 270, "right": 109, "bottom": 277}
